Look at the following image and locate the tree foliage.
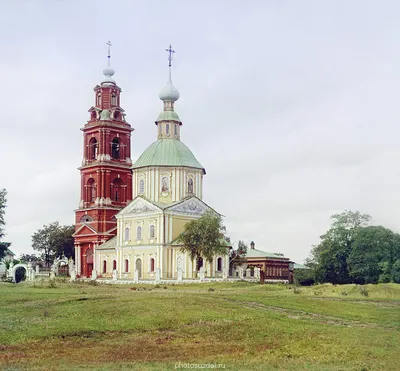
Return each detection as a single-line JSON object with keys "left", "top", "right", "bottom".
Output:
{"left": 174, "top": 211, "right": 228, "bottom": 264}
{"left": 229, "top": 240, "right": 248, "bottom": 272}
{"left": 0, "top": 189, "right": 9, "bottom": 260}
{"left": 31, "top": 222, "right": 75, "bottom": 266}
{"left": 308, "top": 210, "right": 400, "bottom": 284}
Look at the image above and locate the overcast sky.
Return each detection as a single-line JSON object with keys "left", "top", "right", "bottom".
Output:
{"left": 1, "top": 0, "right": 400, "bottom": 263}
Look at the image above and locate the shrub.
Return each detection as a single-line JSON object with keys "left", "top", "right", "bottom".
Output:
{"left": 208, "top": 288, "right": 215, "bottom": 292}
{"left": 294, "top": 269, "right": 315, "bottom": 286}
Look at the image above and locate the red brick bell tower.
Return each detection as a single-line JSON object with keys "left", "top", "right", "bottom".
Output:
{"left": 73, "top": 44, "right": 133, "bottom": 277}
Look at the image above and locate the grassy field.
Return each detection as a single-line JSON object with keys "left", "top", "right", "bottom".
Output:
{"left": 0, "top": 280, "right": 399, "bottom": 371}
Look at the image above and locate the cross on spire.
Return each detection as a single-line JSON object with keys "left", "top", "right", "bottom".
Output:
{"left": 106, "top": 40, "right": 112, "bottom": 67}
{"left": 165, "top": 44, "right": 175, "bottom": 67}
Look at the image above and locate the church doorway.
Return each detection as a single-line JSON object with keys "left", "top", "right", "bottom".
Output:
{"left": 86, "top": 248, "right": 93, "bottom": 277}
{"left": 135, "top": 258, "right": 142, "bottom": 279}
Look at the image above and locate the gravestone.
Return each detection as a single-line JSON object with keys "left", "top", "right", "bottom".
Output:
{"left": 238, "top": 267, "right": 244, "bottom": 279}
{"left": 155, "top": 268, "right": 161, "bottom": 283}
{"left": 177, "top": 268, "right": 183, "bottom": 282}
{"left": 246, "top": 268, "right": 251, "bottom": 278}
{"left": 199, "top": 267, "right": 205, "bottom": 282}
{"left": 91, "top": 269, "right": 97, "bottom": 280}
{"left": 134, "top": 269, "right": 139, "bottom": 283}
{"left": 112, "top": 269, "right": 118, "bottom": 281}
{"left": 35, "top": 265, "right": 40, "bottom": 274}
{"left": 222, "top": 267, "right": 228, "bottom": 280}
{"left": 70, "top": 269, "right": 76, "bottom": 282}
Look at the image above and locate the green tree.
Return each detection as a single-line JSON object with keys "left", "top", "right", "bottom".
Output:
{"left": 347, "top": 226, "right": 400, "bottom": 284}
{"left": 31, "top": 222, "right": 75, "bottom": 266}
{"left": 309, "top": 210, "right": 371, "bottom": 284}
{"left": 0, "top": 189, "right": 10, "bottom": 260}
{"left": 174, "top": 211, "right": 228, "bottom": 266}
{"left": 229, "top": 240, "right": 248, "bottom": 273}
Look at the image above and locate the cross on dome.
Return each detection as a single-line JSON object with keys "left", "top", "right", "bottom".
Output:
{"left": 102, "top": 40, "right": 115, "bottom": 84}
{"left": 159, "top": 44, "right": 180, "bottom": 102}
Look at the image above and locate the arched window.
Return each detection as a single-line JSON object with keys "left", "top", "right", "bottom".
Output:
{"left": 111, "top": 138, "right": 120, "bottom": 159}
{"left": 87, "top": 178, "right": 96, "bottom": 202}
{"left": 111, "top": 93, "right": 117, "bottom": 106}
{"left": 113, "top": 260, "right": 117, "bottom": 270}
{"left": 86, "top": 248, "right": 93, "bottom": 264}
{"left": 139, "top": 179, "right": 145, "bottom": 194}
{"left": 112, "top": 178, "right": 124, "bottom": 202}
{"left": 103, "top": 260, "right": 107, "bottom": 273}
{"left": 188, "top": 178, "right": 194, "bottom": 194}
{"left": 150, "top": 258, "right": 155, "bottom": 272}
{"left": 124, "top": 227, "right": 130, "bottom": 241}
{"left": 137, "top": 226, "right": 142, "bottom": 240}
{"left": 97, "top": 94, "right": 102, "bottom": 106}
{"left": 166, "top": 124, "right": 169, "bottom": 135}
{"left": 125, "top": 259, "right": 129, "bottom": 272}
{"left": 89, "top": 138, "right": 98, "bottom": 160}
{"left": 174, "top": 124, "right": 178, "bottom": 136}
{"left": 217, "top": 257, "right": 222, "bottom": 272}
{"left": 149, "top": 225, "right": 155, "bottom": 239}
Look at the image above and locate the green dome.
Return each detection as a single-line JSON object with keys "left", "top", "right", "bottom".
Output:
{"left": 132, "top": 139, "right": 205, "bottom": 173}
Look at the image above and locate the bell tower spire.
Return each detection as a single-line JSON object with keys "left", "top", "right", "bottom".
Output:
{"left": 73, "top": 42, "right": 134, "bottom": 278}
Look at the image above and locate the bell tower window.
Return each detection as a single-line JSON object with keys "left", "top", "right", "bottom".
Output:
{"left": 111, "top": 93, "right": 117, "bottom": 106}
{"left": 97, "top": 94, "right": 102, "bottom": 107}
{"left": 87, "top": 178, "right": 96, "bottom": 202}
{"left": 166, "top": 124, "right": 170, "bottom": 135}
{"left": 111, "top": 138, "right": 120, "bottom": 159}
{"left": 89, "top": 138, "right": 98, "bottom": 160}
{"left": 112, "top": 178, "right": 124, "bottom": 202}
{"left": 174, "top": 125, "right": 178, "bottom": 136}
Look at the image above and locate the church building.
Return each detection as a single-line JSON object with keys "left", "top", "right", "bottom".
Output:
{"left": 74, "top": 45, "right": 229, "bottom": 280}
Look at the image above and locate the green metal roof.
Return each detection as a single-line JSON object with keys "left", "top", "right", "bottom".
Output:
{"left": 132, "top": 139, "right": 205, "bottom": 173}
{"left": 97, "top": 236, "right": 117, "bottom": 250}
{"left": 294, "top": 263, "right": 310, "bottom": 269}
{"left": 245, "top": 248, "right": 287, "bottom": 259}
{"left": 156, "top": 110, "right": 181, "bottom": 122}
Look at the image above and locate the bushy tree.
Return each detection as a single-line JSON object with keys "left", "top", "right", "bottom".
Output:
{"left": 229, "top": 240, "right": 248, "bottom": 273}
{"left": 31, "top": 222, "right": 75, "bottom": 266}
{"left": 308, "top": 210, "right": 400, "bottom": 284}
{"left": 0, "top": 189, "right": 10, "bottom": 260}
{"left": 174, "top": 211, "right": 228, "bottom": 265}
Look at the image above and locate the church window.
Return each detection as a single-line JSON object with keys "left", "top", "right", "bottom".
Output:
{"left": 137, "top": 226, "right": 142, "bottom": 240}
{"left": 112, "top": 178, "right": 124, "bottom": 202}
{"left": 111, "top": 138, "right": 120, "bottom": 159}
{"left": 113, "top": 260, "right": 117, "bottom": 270}
{"left": 174, "top": 124, "right": 177, "bottom": 136}
{"left": 111, "top": 93, "right": 117, "bottom": 106}
{"left": 103, "top": 260, "right": 107, "bottom": 273}
{"left": 149, "top": 225, "right": 155, "bottom": 239}
{"left": 188, "top": 178, "right": 193, "bottom": 194}
{"left": 217, "top": 257, "right": 222, "bottom": 272}
{"left": 166, "top": 124, "right": 170, "bottom": 135}
{"left": 139, "top": 179, "right": 145, "bottom": 194}
{"left": 97, "top": 94, "right": 102, "bottom": 106}
{"left": 87, "top": 178, "right": 96, "bottom": 202}
{"left": 124, "top": 227, "right": 130, "bottom": 241}
{"left": 89, "top": 138, "right": 98, "bottom": 160}
{"left": 150, "top": 258, "right": 155, "bottom": 272}
{"left": 125, "top": 259, "right": 129, "bottom": 272}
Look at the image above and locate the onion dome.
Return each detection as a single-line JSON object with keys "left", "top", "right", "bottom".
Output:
{"left": 159, "top": 75, "right": 180, "bottom": 102}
